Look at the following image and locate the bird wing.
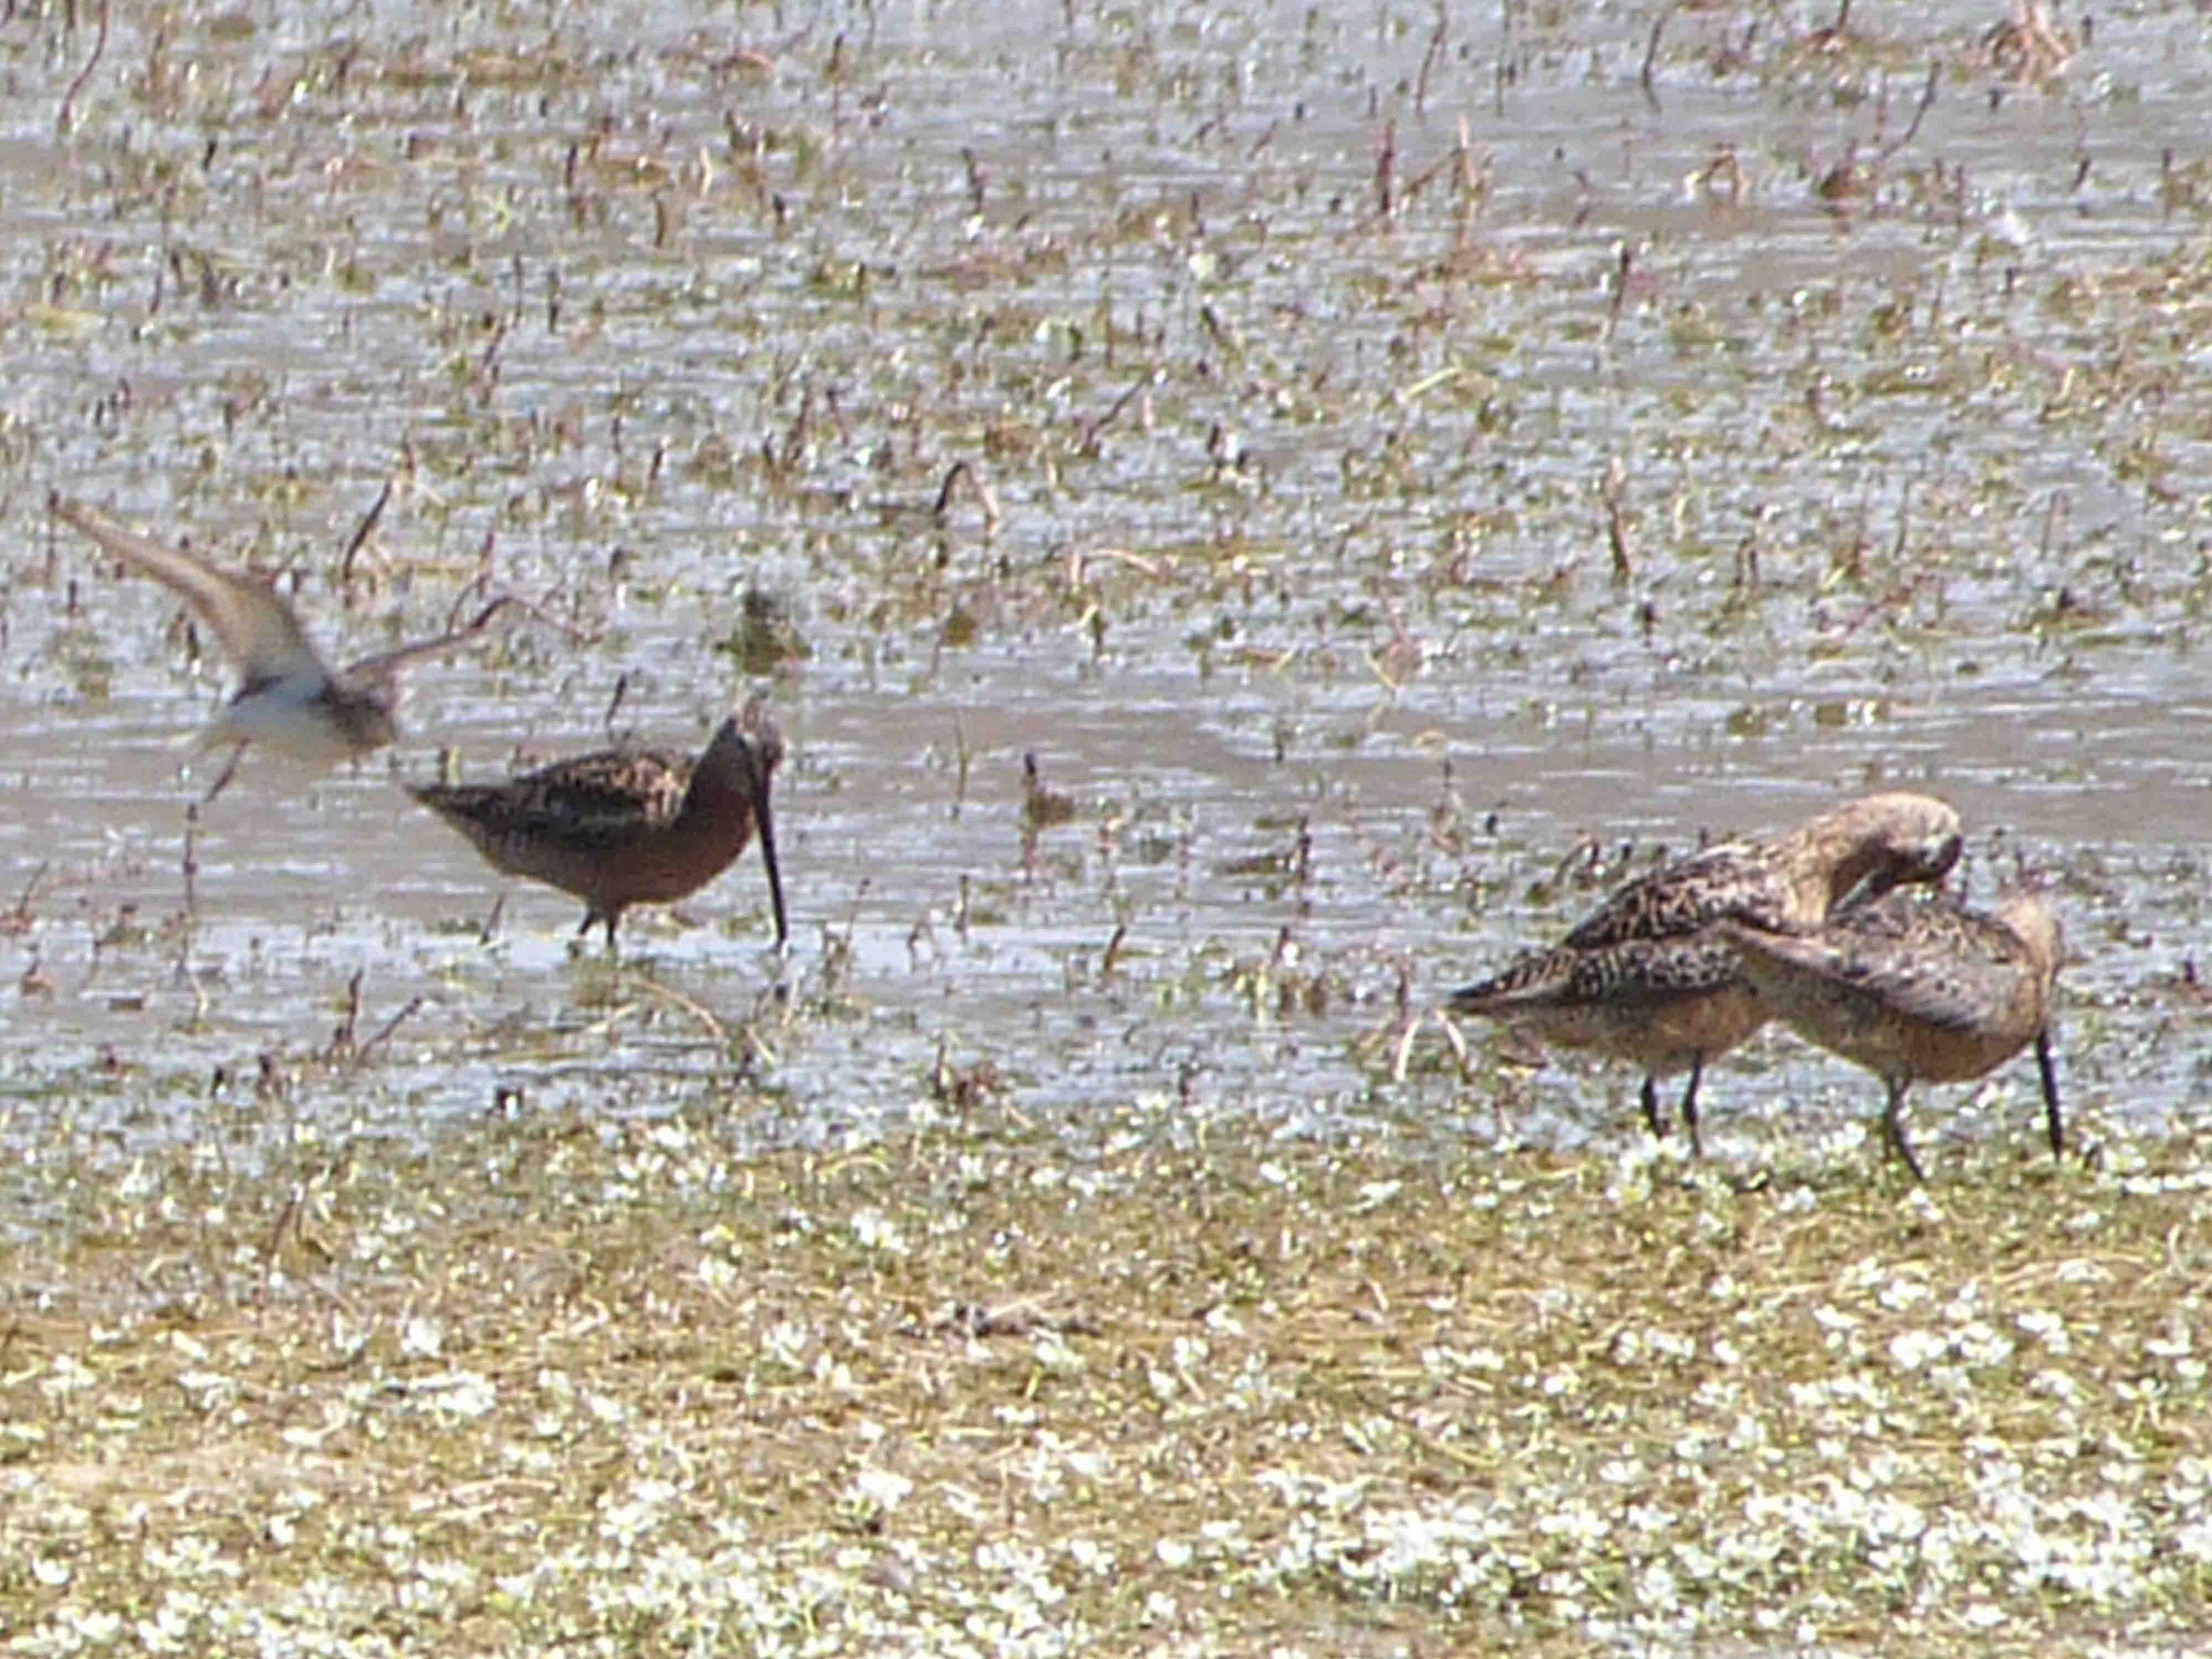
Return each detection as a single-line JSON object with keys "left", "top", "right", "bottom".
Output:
{"left": 342, "top": 596, "right": 514, "bottom": 689}
{"left": 1728, "top": 901, "right": 2024, "bottom": 1034}
{"left": 51, "top": 495, "right": 329, "bottom": 684}
{"left": 420, "top": 748, "right": 695, "bottom": 853}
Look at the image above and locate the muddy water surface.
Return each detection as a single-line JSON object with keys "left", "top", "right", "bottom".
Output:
{"left": 1, "top": 0, "right": 2206, "bottom": 1191}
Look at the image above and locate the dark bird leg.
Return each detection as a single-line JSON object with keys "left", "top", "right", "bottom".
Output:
{"left": 575, "top": 910, "right": 613, "bottom": 960}
{"left": 201, "top": 742, "right": 249, "bottom": 804}
{"left": 1677, "top": 1056, "right": 1707, "bottom": 1159}
{"left": 181, "top": 803, "right": 201, "bottom": 914}
{"left": 1881, "top": 1076, "right": 1928, "bottom": 1184}
{"left": 575, "top": 906, "right": 625, "bottom": 958}
{"left": 2034, "top": 1027, "right": 2063, "bottom": 1158}
{"left": 1639, "top": 1074, "right": 1670, "bottom": 1140}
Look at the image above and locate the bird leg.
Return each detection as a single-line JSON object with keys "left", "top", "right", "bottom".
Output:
{"left": 180, "top": 802, "right": 201, "bottom": 914}
{"left": 2034, "top": 1026, "right": 2063, "bottom": 1158}
{"left": 1881, "top": 1076, "right": 1928, "bottom": 1184}
{"left": 1677, "top": 1056, "right": 1707, "bottom": 1159}
{"left": 1639, "top": 1074, "right": 1670, "bottom": 1140}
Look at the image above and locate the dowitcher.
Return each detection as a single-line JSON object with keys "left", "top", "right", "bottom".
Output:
{"left": 1447, "top": 793, "right": 1963, "bottom": 1155}
{"left": 1717, "top": 890, "right": 2062, "bottom": 1183}
{"left": 50, "top": 493, "right": 511, "bottom": 796}
{"left": 407, "top": 698, "right": 788, "bottom": 953}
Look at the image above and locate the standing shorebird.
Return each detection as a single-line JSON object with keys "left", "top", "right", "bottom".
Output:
{"left": 50, "top": 493, "right": 511, "bottom": 797}
{"left": 1446, "top": 793, "right": 1963, "bottom": 1156}
{"left": 1717, "top": 890, "right": 2063, "bottom": 1183}
{"left": 407, "top": 698, "right": 788, "bottom": 954}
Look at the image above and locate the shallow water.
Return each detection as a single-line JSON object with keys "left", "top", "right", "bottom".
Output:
{"left": 1, "top": 0, "right": 2206, "bottom": 1187}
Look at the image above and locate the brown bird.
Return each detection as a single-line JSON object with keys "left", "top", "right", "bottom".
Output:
{"left": 50, "top": 493, "right": 511, "bottom": 797}
{"left": 1717, "top": 889, "right": 2063, "bottom": 1182}
{"left": 1447, "top": 793, "right": 1964, "bottom": 1155}
{"left": 408, "top": 698, "right": 788, "bottom": 953}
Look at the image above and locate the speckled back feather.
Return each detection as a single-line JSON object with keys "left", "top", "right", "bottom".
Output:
{"left": 1452, "top": 844, "right": 1801, "bottom": 1017}
{"left": 1451, "top": 794, "right": 1962, "bottom": 1019}
{"left": 413, "top": 747, "right": 696, "bottom": 861}
{"left": 1562, "top": 842, "right": 1796, "bottom": 948}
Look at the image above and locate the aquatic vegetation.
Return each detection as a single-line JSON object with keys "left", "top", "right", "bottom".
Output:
{"left": 3, "top": 1107, "right": 2208, "bottom": 1653}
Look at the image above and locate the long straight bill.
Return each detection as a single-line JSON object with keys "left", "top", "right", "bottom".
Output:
{"left": 752, "top": 785, "right": 789, "bottom": 951}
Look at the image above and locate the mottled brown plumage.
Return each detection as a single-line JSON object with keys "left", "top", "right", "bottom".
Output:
{"left": 410, "top": 699, "right": 787, "bottom": 953}
{"left": 1717, "top": 890, "right": 2062, "bottom": 1182}
{"left": 1448, "top": 793, "right": 1964, "bottom": 1153}
{"left": 50, "top": 494, "right": 512, "bottom": 796}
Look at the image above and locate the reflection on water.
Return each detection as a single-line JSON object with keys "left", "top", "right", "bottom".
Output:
{"left": 1, "top": 1, "right": 2206, "bottom": 1173}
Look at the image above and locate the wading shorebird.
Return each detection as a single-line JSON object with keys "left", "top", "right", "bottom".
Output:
{"left": 1447, "top": 793, "right": 1964, "bottom": 1156}
{"left": 407, "top": 698, "right": 788, "bottom": 954}
{"left": 50, "top": 493, "right": 512, "bottom": 798}
{"left": 1717, "top": 890, "right": 2063, "bottom": 1183}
